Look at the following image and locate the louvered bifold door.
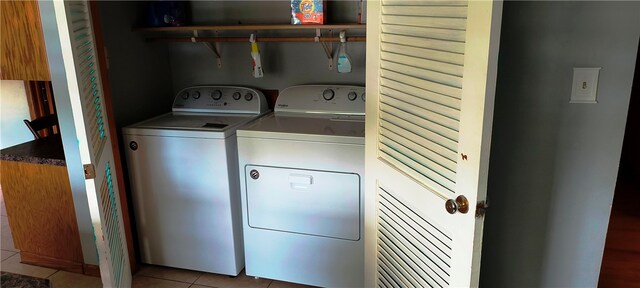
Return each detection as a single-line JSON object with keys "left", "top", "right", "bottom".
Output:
{"left": 365, "top": 0, "right": 502, "bottom": 287}
{"left": 54, "top": 1, "right": 131, "bottom": 287}
{"left": 378, "top": 0, "right": 467, "bottom": 197}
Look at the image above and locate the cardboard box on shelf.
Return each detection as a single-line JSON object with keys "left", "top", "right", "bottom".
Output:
{"left": 291, "top": 0, "right": 325, "bottom": 25}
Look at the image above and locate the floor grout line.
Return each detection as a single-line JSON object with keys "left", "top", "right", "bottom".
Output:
{"left": 193, "top": 271, "right": 205, "bottom": 285}
{"left": 136, "top": 274, "right": 198, "bottom": 285}
{"left": 46, "top": 270, "right": 61, "bottom": 279}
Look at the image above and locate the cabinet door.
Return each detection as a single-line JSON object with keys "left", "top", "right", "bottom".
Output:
{"left": 0, "top": 1, "right": 50, "bottom": 81}
{"left": 39, "top": 1, "right": 131, "bottom": 286}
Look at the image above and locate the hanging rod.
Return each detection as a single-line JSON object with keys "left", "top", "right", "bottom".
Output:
{"left": 133, "top": 24, "right": 366, "bottom": 32}
{"left": 147, "top": 36, "right": 366, "bottom": 43}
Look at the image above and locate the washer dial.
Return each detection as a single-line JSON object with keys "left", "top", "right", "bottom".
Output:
{"left": 244, "top": 92, "right": 254, "bottom": 101}
{"left": 192, "top": 91, "right": 201, "bottom": 99}
{"left": 347, "top": 91, "right": 358, "bottom": 101}
{"left": 232, "top": 92, "right": 242, "bottom": 100}
{"left": 181, "top": 91, "right": 189, "bottom": 99}
{"left": 361, "top": 92, "right": 366, "bottom": 101}
{"left": 210, "top": 90, "right": 222, "bottom": 100}
{"left": 322, "top": 89, "right": 335, "bottom": 101}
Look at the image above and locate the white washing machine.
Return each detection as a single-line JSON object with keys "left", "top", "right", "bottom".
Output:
{"left": 237, "top": 85, "right": 365, "bottom": 287}
{"left": 122, "top": 86, "right": 268, "bottom": 275}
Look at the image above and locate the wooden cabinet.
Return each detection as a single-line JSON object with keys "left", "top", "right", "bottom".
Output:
{"left": 1, "top": 0, "right": 50, "bottom": 81}
{"left": 0, "top": 135, "right": 98, "bottom": 275}
{"left": 1, "top": 160, "right": 85, "bottom": 273}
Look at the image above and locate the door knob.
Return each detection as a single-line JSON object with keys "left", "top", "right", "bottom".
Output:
{"left": 445, "top": 195, "right": 469, "bottom": 214}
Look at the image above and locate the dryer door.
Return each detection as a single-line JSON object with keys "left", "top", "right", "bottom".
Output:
{"left": 245, "top": 165, "right": 361, "bottom": 241}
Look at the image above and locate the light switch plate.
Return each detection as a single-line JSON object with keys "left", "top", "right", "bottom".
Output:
{"left": 570, "top": 67, "right": 601, "bottom": 104}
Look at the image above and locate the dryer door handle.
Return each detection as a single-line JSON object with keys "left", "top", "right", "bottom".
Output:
{"left": 289, "top": 174, "right": 313, "bottom": 190}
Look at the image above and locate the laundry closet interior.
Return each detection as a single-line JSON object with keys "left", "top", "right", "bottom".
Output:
{"left": 99, "top": 1, "right": 367, "bottom": 131}
{"left": 96, "top": 0, "right": 369, "bottom": 286}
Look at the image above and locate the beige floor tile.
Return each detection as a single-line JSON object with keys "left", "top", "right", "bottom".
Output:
{"left": 0, "top": 253, "right": 57, "bottom": 278}
{"left": 1, "top": 224, "right": 19, "bottom": 252}
{"left": 189, "top": 285, "right": 214, "bottom": 288}
{"left": 133, "top": 275, "right": 191, "bottom": 288}
{"left": 0, "top": 187, "right": 6, "bottom": 217}
{"left": 1, "top": 216, "right": 8, "bottom": 229}
{"left": 268, "top": 280, "right": 318, "bottom": 288}
{"left": 136, "top": 264, "right": 203, "bottom": 283}
{"left": 48, "top": 270, "right": 102, "bottom": 288}
{"left": 195, "top": 270, "right": 272, "bottom": 288}
{"left": 1, "top": 249, "right": 17, "bottom": 261}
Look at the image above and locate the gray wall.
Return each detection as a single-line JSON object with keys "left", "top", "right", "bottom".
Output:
{"left": 169, "top": 1, "right": 366, "bottom": 93}
{"left": 98, "top": 1, "right": 174, "bottom": 128}
{"left": 480, "top": 1, "right": 640, "bottom": 287}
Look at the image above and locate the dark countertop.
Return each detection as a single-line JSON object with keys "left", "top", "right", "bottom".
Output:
{"left": 0, "top": 134, "right": 66, "bottom": 166}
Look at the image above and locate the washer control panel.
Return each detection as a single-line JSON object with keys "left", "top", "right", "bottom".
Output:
{"left": 172, "top": 86, "right": 268, "bottom": 114}
{"left": 275, "top": 85, "right": 365, "bottom": 115}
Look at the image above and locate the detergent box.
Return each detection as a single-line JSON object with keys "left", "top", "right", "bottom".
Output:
{"left": 291, "top": 0, "right": 325, "bottom": 25}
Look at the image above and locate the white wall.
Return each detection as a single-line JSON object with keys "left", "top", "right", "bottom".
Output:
{"left": 480, "top": 1, "right": 640, "bottom": 287}
{"left": 0, "top": 81, "right": 34, "bottom": 149}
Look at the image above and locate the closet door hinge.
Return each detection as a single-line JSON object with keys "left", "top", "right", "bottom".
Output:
{"left": 84, "top": 164, "right": 96, "bottom": 179}
{"left": 476, "top": 201, "right": 489, "bottom": 218}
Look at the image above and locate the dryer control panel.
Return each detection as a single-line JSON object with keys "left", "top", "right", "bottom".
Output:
{"left": 172, "top": 86, "right": 268, "bottom": 114}
{"left": 275, "top": 85, "right": 365, "bottom": 116}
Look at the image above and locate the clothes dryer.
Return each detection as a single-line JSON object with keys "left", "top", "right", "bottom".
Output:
{"left": 237, "top": 85, "right": 365, "bottom": 287}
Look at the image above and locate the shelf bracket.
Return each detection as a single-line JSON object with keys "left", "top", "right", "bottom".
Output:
{"left": 193, "top": 30, "right": 222, "bottom": 68}
{"left": 316, "top": 29, "right": 333, "bottom": 70}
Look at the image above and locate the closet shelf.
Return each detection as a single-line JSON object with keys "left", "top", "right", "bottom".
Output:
{"left": 134, "top": 23, "right": 366, "bottom": 43}
{"left": 134, "top": 23, "right": 366, "bottom": 69}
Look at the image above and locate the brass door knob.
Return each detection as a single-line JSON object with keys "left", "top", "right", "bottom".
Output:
{"left": 445, "top": 195, "right": 469, "bottom": 214}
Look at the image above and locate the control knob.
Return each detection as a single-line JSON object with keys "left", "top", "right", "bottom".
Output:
{"left": 210, "top": 90, "right": 222, "bottom": 100}
{"left": 192, "top": 91, "right": 201, "bottom": 99}
{"left": 244, "top": 92, "right": 254, "bottom": 101}
{"left": 232, "top": 92, "right": 242, "bottom": 100}
{"left": 347, "top": 91, "right": 358, "bottom": 101}
{"left": 180, "top": 91, "right": 189, "bottom": 99}
{"left": 361, "top": 92, "right": 366, "bottom": 102}
{"left": 322, "top": 89, "right": 335, "bottom": 101}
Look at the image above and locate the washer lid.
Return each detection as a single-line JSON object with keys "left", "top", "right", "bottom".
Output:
{"left": 237, "top": 113, "right": 364, "bottom": 144}
{"left": 131, "top": 112, "right": 259, "bottom": 131}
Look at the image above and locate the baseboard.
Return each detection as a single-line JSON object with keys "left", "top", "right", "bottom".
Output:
{"left": 20, "top": 252, "right": 83, "bottom": 274}
{"left": 83, "top": 264, "right": 101, "bottom": 277}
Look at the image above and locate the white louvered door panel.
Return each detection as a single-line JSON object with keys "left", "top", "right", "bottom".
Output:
{"left": 51, "top": 1, "right": 131, "bottom": 287}
{"left": 365, "top": 1, "right": 502, "bottom": 287}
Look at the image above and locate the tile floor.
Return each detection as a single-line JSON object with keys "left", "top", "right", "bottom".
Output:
{"left": 0, "top": 188, "right": 314, "bottom": 288}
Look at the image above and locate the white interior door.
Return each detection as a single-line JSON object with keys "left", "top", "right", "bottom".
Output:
{"left": 364, "top": 1, "right": 502, "bottom": 287}
{"left": 50, "top": 1, "right": 131, "bottom": 287}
